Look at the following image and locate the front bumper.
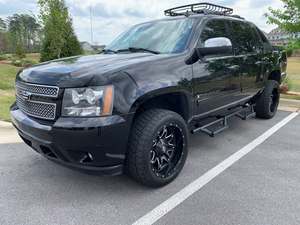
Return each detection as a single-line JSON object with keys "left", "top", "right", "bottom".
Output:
{"left": 10, "top": 104, "right": 134, "bottom": 175}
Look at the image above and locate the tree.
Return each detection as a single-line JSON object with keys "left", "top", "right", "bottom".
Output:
{"left": 0, "top": 18, "right": 6, "bottom": 32}
{"left": 38, "top": 0, "right": 82, "bottom": 62}
{"left": 266, "top": 0, "right": 300, "bottom": 33}
{"left": 0, "top": 17, "right": 8, "bottom": 54}
{"left": 7, "top": 14, "right": 41, "bottom": 56}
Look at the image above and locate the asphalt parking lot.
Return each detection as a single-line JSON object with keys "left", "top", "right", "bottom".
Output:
{"left": 1, "top": 110, "right": 300, "bottom": 225}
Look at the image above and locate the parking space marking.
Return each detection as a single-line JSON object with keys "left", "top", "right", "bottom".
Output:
{"left": 132, "top": 112, "right": 299, "bottom": 225}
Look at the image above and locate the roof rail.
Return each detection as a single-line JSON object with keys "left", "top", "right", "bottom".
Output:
{"left": 164, "top": 3, "right": 233, "bottom": 17}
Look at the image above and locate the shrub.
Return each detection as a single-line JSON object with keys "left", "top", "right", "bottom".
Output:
{"left": 0, "top": 54, "right": 7, "bottom": 60}
{"left": 11, "top": 59, "right": 23, "bottom": 67}
{"left": 11, "top": 58, "right": 36, "bottom": 67}
{"left": 285, "top": 39, "right": 300, "bottom": 57}
{"left": 286, "top": 48, "right": 293, "bottom": 57}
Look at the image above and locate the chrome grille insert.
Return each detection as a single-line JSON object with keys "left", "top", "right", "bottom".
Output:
{"left": 16, "top": 82, "right": 59, "bottom": 120}
{"left": 16, "top": 96, "right": 56, "bottom": 120}
{"left": 16, "top": 82, "right": 59, "bottom": 98}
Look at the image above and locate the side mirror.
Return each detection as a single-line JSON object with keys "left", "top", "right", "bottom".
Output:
{"left": 196, "top": 37, "right": 233, "bottom": 57}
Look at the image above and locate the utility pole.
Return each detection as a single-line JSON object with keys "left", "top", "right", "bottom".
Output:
{"left": 90, "top": 6, "right": 94, "bottom": 44}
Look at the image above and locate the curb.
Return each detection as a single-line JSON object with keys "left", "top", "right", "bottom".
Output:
{"left": 279, "top": 98, "right": 300, "bottom": 112}
{"left": 0, "top": 121, "right": 13, "bottom": 129}
{"left": 280, "top": 98, "right": 300, "bottom": 105}
{"left": 286, "top": 91, "right": 300, "bottom": 97}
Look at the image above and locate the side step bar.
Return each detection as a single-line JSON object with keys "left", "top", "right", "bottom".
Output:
{"left": 192, "top": 104, "right": 256, "bottom": 137}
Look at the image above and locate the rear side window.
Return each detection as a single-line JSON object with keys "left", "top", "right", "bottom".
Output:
{"left": 230, "top": 21, "right": 258, "bottom": 55}
{"left": 200, "top": 19, "right": 232, "bottom": 46}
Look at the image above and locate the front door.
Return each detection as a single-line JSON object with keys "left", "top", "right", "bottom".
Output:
{"left": 192, "top": 19, "right": 242, "bottom": 117}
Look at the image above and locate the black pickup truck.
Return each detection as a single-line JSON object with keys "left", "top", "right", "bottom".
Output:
{"left": 10, "top": 3, "right": 287, "bottom": 187}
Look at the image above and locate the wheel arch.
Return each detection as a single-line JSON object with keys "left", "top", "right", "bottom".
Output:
{"left": 268, "top": 70, "right": 282, "bottom": 84}
{"left": 129, "top": 88, "right": 193, "bottom": 123}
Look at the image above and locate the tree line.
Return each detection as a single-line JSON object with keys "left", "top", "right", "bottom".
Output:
{"left": 0, "top": 14, "right": 41, "bottom": 56}
{"left": 0, "top": 0, "right": 82, "bottom": 62}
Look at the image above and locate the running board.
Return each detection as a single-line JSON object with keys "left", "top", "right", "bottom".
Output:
{"left": 192, "top": 104, "right": 255, "bottom": 137}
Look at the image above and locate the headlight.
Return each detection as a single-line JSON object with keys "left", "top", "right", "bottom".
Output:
{"left": 62, "top": 86, "right": 114, "bottom": 117}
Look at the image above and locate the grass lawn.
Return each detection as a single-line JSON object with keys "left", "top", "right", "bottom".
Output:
{"left": 0, "top": 54, "right": 39, "bottom": 122}
{"left": 0, "top": 64, "right": 21, "bottom": 90}
{"left": 0, "top": 64, "right": 20, "bottom": 121}
{"left": 0, "top": 90, "right": 15, "bottom": 122}
{"left": 0, "top": 64, "right": 21, "bottom": 121}
{"left": 287, "top": 57, "right": 300, "bottom": 93}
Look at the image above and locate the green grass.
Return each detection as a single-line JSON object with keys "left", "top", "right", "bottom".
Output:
{"left": 0, "top": 53, "right": 40, "bottom": 121}
{"left": 281, "top": 94, "right": 300, "bottom": 101}
{"left": 0, "top": 64, "right": 21, "bottom": 90}
{"left": 287, "top": 57, "right": 300, "bottom": 92}
{"left": 0, "top": 91, "right": 15, "bottom": 122}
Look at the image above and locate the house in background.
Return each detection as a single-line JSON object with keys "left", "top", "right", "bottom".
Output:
{"left": 80, "top": 42, "right": 105, "bottom": 53}
{"left": 267, "top": 27, "right": 300, "bottom": 46}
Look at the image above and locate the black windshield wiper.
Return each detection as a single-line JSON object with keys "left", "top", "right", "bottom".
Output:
{"left": 116, "top": 47, "right": 161, "bottom": 54}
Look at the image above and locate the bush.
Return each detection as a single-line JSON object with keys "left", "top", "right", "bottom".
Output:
{"left": 286, "top": 48, "right": 293, "bottom": 57}
{"left": 0, "top": 54, "right": 7, "bottom": 60}
{"left": 11, "top": 59, "right": 23, "bottom": 67}
{"left": 285, "top": 39, "right": 300, "bottom": 57}
{"left": 11, "top": 58, "right": 36, "bottom": 67}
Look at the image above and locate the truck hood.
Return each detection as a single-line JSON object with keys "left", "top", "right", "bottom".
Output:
{"left": 17, "top": 53, "right": 166, "bottom": 87}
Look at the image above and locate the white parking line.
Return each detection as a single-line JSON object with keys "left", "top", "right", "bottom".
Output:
{"left": 132, "top": 112, "right": 299, "bottom": 225}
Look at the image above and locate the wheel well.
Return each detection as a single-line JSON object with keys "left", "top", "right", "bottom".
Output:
{"left": 134, "top": 93, "right": 190, "bottom": 122}
{"left": 268, "top": 70, "right": 281, "bottom": 83}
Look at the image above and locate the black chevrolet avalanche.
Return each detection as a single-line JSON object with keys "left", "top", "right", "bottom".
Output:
{"left": 10, "top": 3, "right": 287, "bottom": 187}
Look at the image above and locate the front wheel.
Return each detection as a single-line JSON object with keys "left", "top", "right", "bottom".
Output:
{"left": 255, "top": 80, "right": 280, "bottom": 119}
{"left": 126, "top": 109, "right": 188, "bottom": 188}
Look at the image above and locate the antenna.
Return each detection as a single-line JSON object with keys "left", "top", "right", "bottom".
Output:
{"left": 90, "top": 6, "right": 94, "bottom": 44}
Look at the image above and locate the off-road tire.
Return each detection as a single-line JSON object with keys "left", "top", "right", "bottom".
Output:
{"left": 255, "top": 80, "right": 280, "bottom": 119}
{"left": 126, "top": 109, "right": 188, "bottom": 188}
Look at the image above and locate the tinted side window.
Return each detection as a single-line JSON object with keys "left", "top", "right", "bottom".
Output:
{"left": 200, "top": 19, "right": 231, "bottom": 45}
{"left": 230, "top": 21, "right": 258, "bottom": 55}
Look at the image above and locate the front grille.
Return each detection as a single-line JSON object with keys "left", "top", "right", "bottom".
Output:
{"left": 16, "top": 82, "right": 59, "bottom": 98}
{"left": 16, "top": 82, "right": 59, "bottom": 120}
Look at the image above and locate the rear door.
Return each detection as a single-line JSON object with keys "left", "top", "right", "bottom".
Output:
{"left": 229, "top": 21, "right": 264, "bottom": 97}
{"left": 193, "top": 18, "right": 242, "bottom": 117}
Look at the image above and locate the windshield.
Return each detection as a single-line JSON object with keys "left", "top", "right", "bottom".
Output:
{"left": 105, "top": 18, "right": 195, "bottom": 54}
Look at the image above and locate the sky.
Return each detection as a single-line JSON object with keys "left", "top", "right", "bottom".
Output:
{"left": 0, "top": 0, "right": 284, "bottom": 45}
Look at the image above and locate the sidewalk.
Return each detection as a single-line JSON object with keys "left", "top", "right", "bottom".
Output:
{"left": 0, "top": 121, "right": 22, "bottom": 144}
{"left": 279, "top": 98, "right": 300, "bottom": 112}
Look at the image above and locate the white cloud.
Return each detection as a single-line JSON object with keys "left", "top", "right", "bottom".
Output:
{"left": 69, "top": 0, "right": 284, "bottom": 44}
{"left": 0, "top": 0, "right": 284, "bottom": 44}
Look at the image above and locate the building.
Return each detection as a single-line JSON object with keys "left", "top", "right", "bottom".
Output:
{"left": 267, "top": 27, "right": 300, "bottom": 46}
{"left": 80, "top": 42, "right": 106, "bottom": 53}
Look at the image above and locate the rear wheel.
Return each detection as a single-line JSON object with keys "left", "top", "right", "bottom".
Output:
{"left": 126, "top": 109, "right": 188, "bottom": 188}
{"left": 255, "top": 80, "right": 280, "bottom": 119}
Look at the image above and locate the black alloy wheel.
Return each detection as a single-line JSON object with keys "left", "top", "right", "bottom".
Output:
{"left": 127, "top": 109, "right": 188, "bottom": 187}
{"left": 150, "top": 124, "right": 185, "bottom": 179}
